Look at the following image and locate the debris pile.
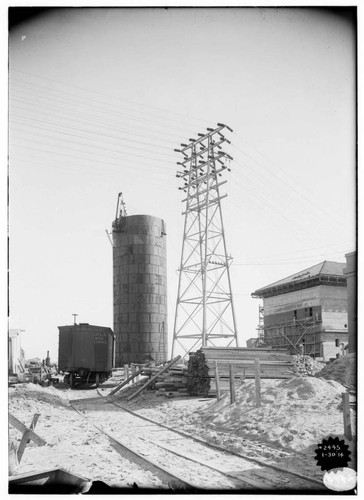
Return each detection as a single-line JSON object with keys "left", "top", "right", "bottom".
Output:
{"left": 315, "top": 353, "right": 356, "bottom": 390}
{"left": 291, "top": 355, "right": 325, "bottom": 376}
{"left": 198, "top": 377, "right": 347, "bottom": 451}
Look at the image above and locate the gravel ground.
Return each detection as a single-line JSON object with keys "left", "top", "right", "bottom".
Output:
{"left": 8, "top": 370, "right": 357, "bottom": 493}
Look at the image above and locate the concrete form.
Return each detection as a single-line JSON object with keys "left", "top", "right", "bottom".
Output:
{"left": 252, "top": 261, "right": 348, "bottom": 361}
{"left": 112, "top": 214, "right": 167, "bottom": 365}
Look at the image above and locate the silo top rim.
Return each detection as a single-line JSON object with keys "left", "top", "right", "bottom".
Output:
{"left": 114, "top": 214, "right": 166, "bottom": 223}
{"left": 124, "top": 214, "right": 164, "bottom": 219}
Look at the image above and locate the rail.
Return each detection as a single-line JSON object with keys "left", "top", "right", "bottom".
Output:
{"left": 66, "top": 390, "right": 326, "bottom": 492}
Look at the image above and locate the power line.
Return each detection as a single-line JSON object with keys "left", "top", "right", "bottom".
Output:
{"left": 231, "top": 132, "right": 347, "bottom": 229}
{"left": 10, "top": 68, "right": 208, "bottom": 128}
{"left": 10, "top": 119, "right": 177, "bottom": 168}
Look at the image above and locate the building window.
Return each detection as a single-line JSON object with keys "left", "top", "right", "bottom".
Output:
{"left": 335, "top": 339, "right": 340, "bottom": 347}
{"left": 305, "top": 307, "right": 313, "bottom": 317}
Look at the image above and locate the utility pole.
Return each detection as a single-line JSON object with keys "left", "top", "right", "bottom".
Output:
{"left": 172, "top": 123, "right": 239, "bottom": 359}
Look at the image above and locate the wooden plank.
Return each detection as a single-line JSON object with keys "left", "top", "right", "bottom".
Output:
{"left": 342, "top": 392, "right": 352, "bottom": 440}
{"left": 17, "top": 358, "right": 25, "bottom": 373}
{"left": 214, "top": 361, "right": 221, "bottom": 401}
{"left": 127, "top": 356, "right": 181, "bottom": 401}
{"left": 229, "top": 365, "right": 236, "bottom": 404}
{"left": 17, "top": 413, "right": 40, "bottom": 462}
{"left": 255, "top": 359, "right": 261, "bottom": 407}
{"left": 108, "top": 366, "right": 145, "bottom": 396}
{"left": 207, "top": 367, "right": 292, "bottom": 377}
{"left": 206, "top": 360, "right": 293, "bottom": 366}
{"left": 9, "top": 414, "right": 46, "bottom": 447}
{"left": 201, "top": 348, "right": 289, "bottom": 358}
{"left": 201, "top": 347, "right": 288, "bottom": 353}
{"left": 204, "top": 352, "right": 290, "bottom": 358}
{"left": 124, "top": 364, "right": 129, "bottom": 381}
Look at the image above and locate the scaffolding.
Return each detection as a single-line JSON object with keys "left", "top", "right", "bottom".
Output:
{"left": 263, "top": 318, "right": 323, "bottom": 357}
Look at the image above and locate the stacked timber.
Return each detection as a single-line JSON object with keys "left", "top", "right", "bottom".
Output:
{"left": 187, "top": 350, "right": 210, "bottom": 396}
{"left": 188, "top": 347, "right": 295, "bottom": 397}
{"left": 142, "top": 364, "right": 189, "bottom": 397}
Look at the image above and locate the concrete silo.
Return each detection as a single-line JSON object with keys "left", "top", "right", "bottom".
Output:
{"left": 112, "top": 206, "right": 167, "bottom": 366}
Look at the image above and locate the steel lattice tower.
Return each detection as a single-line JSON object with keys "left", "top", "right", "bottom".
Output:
{"left": 171, "top": 123, "right": 239, "bottom": 358}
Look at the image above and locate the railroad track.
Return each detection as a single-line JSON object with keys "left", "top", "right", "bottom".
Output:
{"left": 67, "top": 390, "right": 326, "bottom": 493}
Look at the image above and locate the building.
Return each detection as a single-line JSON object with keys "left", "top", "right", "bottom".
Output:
{"left": 8, "top": 329, "right": 25, "bottom": 374}
{"left": 246, "top": 338, "right": 261, "bottom": 348}
{"left": 344, "top": 251, "right": 357, "bottom": 353}
{"left": 251, "top": 261, "right": 348, "bottom": 361}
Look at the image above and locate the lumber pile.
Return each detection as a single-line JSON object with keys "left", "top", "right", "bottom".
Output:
{"left": 142, "top": 363, "right": 189, "bottom": 398}
{"left": 187, "top": 347, "right": 294, "bottom": 397}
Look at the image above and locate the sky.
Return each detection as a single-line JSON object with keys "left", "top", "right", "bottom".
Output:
{"left": 7, "top": 6, "right": 357, "bottom": 361}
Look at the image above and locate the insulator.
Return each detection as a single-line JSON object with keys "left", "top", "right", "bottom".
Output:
{"left": 217, "top": 122, "right": 225, "bottom": 127}
{"left": 227, "top": 126, "right": 233, "bottom": 132}
{"left": 219, "top": 173, "right": 222, "bottom": 177}
{"left": 183, "top": 190, "right": 187, "bottom": 193}
{"left": 184, "top": 169, "right": 188, "bottom": 173}
{"left": 181, "top": 143, "right": 187, "bottom": 147}
{"left": 189, "top": 138, "right": 195, "bottom": 142}
{"left": 207, "top": 127, "right": 214, "bottom": 131}
{"left": 227, "top": 168, "right": 231, "bottom": 172}
{"left": 177, "top": 162, "right": 182, "bottom": 165}
{"left": 198, "top": 133, "right": 204, "bottom": 137}
{"left": 174, "top": 148, "right": 181, "bottom": 152}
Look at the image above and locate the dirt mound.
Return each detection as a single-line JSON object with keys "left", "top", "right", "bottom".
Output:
{"left": 291, "top": 355, "right": 325, "bottom": 376}
{"left": 198, "top": 377, "right": 347, "bottom": 451}
{"left": 315, "top": 353, "right": 356, "bottom": 390}
{"left": 10, "top": 383, "right": 69, "bottom": 404}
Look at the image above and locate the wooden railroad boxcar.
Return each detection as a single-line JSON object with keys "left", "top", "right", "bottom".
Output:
{"left": 58, "top": 323, "right": 115, "bottom": 387}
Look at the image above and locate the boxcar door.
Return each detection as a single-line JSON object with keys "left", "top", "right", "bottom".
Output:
{"left": 94, "top": 331, "right": 108, "bottom": 371}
